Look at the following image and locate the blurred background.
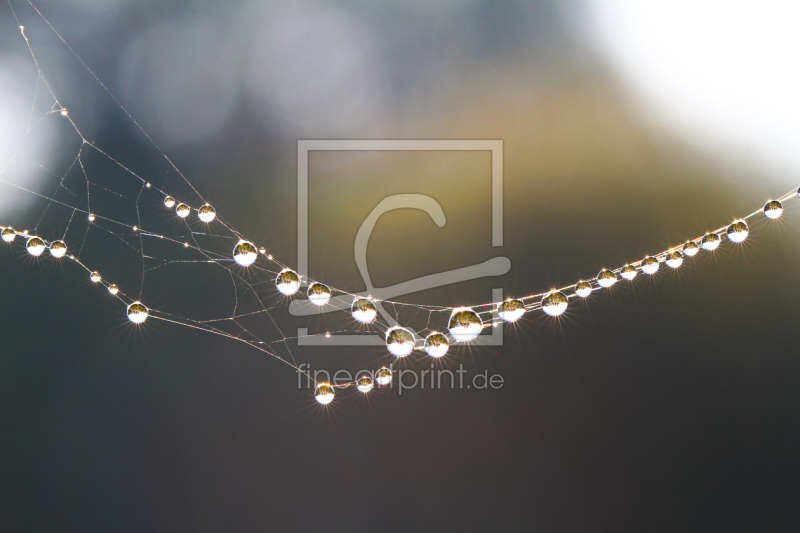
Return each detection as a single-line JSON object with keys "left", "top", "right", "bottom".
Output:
{"left": 2, "top": 0, "right": 800, "bottom": 531}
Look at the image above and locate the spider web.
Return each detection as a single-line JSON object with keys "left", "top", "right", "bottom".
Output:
{"left": 1, "top": 0, "right": 797, "bottom": 399}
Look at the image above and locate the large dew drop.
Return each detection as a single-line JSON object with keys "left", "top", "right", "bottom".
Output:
{"left": 727, "top": 220, "right": 749, "bottom": 243}
{"left": 448, "top": 307, "right": 482, "bottom": 342}
{"left": 497, "top": 299, "right": 525, "bottom": 322}
{"left": 683, "top": 241, "right": 700, "bottom": 257}
{"left": 314, "top": 383, "right": 335, "bottom": 405}
{"left": 233, "top": 240, "right": 258, "bottom": 267}
{"left": 198, "top": 204, "right": 216, "bottom": 222}
{"left": 541, "top": 291, "right": 568, "bottom": 317}
{"left": 665, "top": 251, "right": 684, "bottom": 268}
{"left": 701, "top": 233, "right": 720, "bottom": 251}
{"left": 127, "top": 302, "right": 149, "bottom": 324}
{"left": 26, "top": 236, "right": 45, "bottom": 256}
{"left": 596, "top": 269, "right": 617, "bottom": 288}
{"left": 351, "top": 297, "right": 377, "bottom": 323}
{"left": 641, "top": 256, "right": 659, "bottom": 275}
{"left": 386, "top": 326, "right": 415, "bottom": 357}
{"left": 575, "top": 281, "right": 592, "bottom": 298}
{"left": 307, "top": 283, "right": 331, "bottom": 306}
{"left": 275, "top": 268, "right": 300, "bottom": 296}
{"left": 424, "top": 332, "right": 450, "bottom": 357}
{"left": 764, "top": 200, "right": 783, "bottom": 219}
{"left": 49, "top": 240, "right": 67, "bottom": 258}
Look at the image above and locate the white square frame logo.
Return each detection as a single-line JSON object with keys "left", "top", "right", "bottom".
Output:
{"left": 295, "top": 139, "right": 505, "bottom": 346}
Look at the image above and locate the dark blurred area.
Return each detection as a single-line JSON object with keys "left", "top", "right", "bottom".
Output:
{"left": 2, "top": 1, "right": 800, "bottom": 531}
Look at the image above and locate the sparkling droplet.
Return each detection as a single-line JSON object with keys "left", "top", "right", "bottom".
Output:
{"left": 351, "top": 297, "right": 377, "bottom": 323}
{"left": 764, "top": 200, "right": 783, "bottom": 219}
{"left": 386, "top": 326, "right": 415, "bottom": 356}
{"left": 727, "top": 220, "right": 749, "bottom": 243}
{"left": 683, "top": 241, "right": 700, "bottom": 257}
{"left": 26, "top": 236, "right": 45, "bottom": 256}
{"left": 164, "top": 196, "right": 176, "bottom": 208}
{"left": 541, "top": 291, "right": 568, "bottom": 317}
{"left": 175, "top": 203, "right": 190, "bottom": 218}
{"left": 132, "top": 226, "right": 138, "bottom": 232}
{"left": 233, "top": 240, "right": 257, "bottom": 266}
{"left": 108, "top": 284, "right": 119, "bottom": 295}
{"left": 702, "top": 233, "right": 720, "bottom": 251}
{"left": 88, "top": 213, "right": 96, "bottom": 222}
{"left": 356, "top": 374, "right": 374, "bottom": 393}
{"left": 145, "top": 182, "right": 151, "bottom": 188}
{"left": 275, "top": 268, "right": 300, "bottom": 295}
{"left": 575, "top": 281, "right": 592, "bottom": 298}
{"left": 60, "top": 108, "right": 68, "bottom": 117}
{"left": 376, "top": 367, "right": 393, "bottom": 385}
{"left": 620, "top": 264, "right": 637, "bottom": 280}
{"left": 641, "top": 256, "right": 659, "bottom": 274}
{"left": 448, "top": 307, "right": 483, "bottom": 342}
{"left": 1, "top": 228, "right": 15, "bottom": 242}
{"left": 127, "top": 301, "right": 149, "bottom": 324}
{"left": 497, "top": 299, "right": 525, "bottom": 322}
{"left": 198, "top": 204, "right": 216, "bottom": 222}
{"left": 314, "top": 383, "right": 335, "bottom": 405}
{"left": 307, "top": 283, "right": 331, "bottom": 306}
{"left": 424, "top": 332, "right": 450, "bottom": 357}
{"left": 665, "top": 251, "right": 684, "bottom": 268}
{"left": 259, "top": 247, "right": 266, "bottom": 254}
{"left": 49, "top": 240, "right": 67, "bottom": 258}
{"left": 90, "top": 271, "right": 101, "bottom": 283}
{"left": 597, "top": 269, "right": 617, "bottom": 288}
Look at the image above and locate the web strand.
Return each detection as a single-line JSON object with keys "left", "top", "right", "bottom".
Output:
{"left": 1, "top": 0, "right": 797, "bottom": 404}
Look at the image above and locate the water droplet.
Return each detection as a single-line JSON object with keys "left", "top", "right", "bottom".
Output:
{"left": 175, "top": 203, "right": 190, "bottom": 218}
{"left": 764, "top": 200, "right": 783, "bottom": 219}
{"left": 683, "top": 241, "right": 700, "bottom": 257}
{"left": 314, "top": 383, "right": 335, "bottom": 405}
{"left": 541, "top": 291, "right": 568, "bottom": 316}
{"left": 127, "top": 301, "right": 149, "bottom": 324}
{"left": 597, "top": 269, "right": 617, "bottom": 288}
{"left": 233, "top": 240, "right": 257, "bottom": 266}
{"left": 497, "top": 299, "right": 525, "bottom": 322}
{"left": 575, "top": 281, "right": 592, "bottom": 297}
{"left": 727, "top": 220, "right": 749, "bottom": 243}
{"left": 376, "top": 367, "right": 392, "bottom": 385}
{"left": 198, "top": 204, "right": 216, "bottom": 222}
{"left": 26, "top": 237, "right": 45, "bottom": 256}
{"left": 702, "top": 233, "right": 720, "bottom": 250}
{"left": 386, "top": 326, "right": 415, "bottom": 356}
{"left": 620, "top": 264, "right": 637, "bottom": 280}
{"left": 351, "top": 297, "right": 377, "bottom": 323}
{"left": 641, "top": 256, "right": 659, "bottom": 274}
{"left": 665, "top": 251, "right": 684, "bottom": 268}
{"left": 275, "top": 269, "right": 300, "bottom": 295}
{"left": 307, "top": 283, "right": 331, "bottom": 306}
{"left": 49, "top": 240, "right": 67, "bottom": 258}
{"left": 448, "top": 307, "right": 482, "bottom": 342}
{"left": 424, "top": 332, "right": 449, "bottom": 357}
